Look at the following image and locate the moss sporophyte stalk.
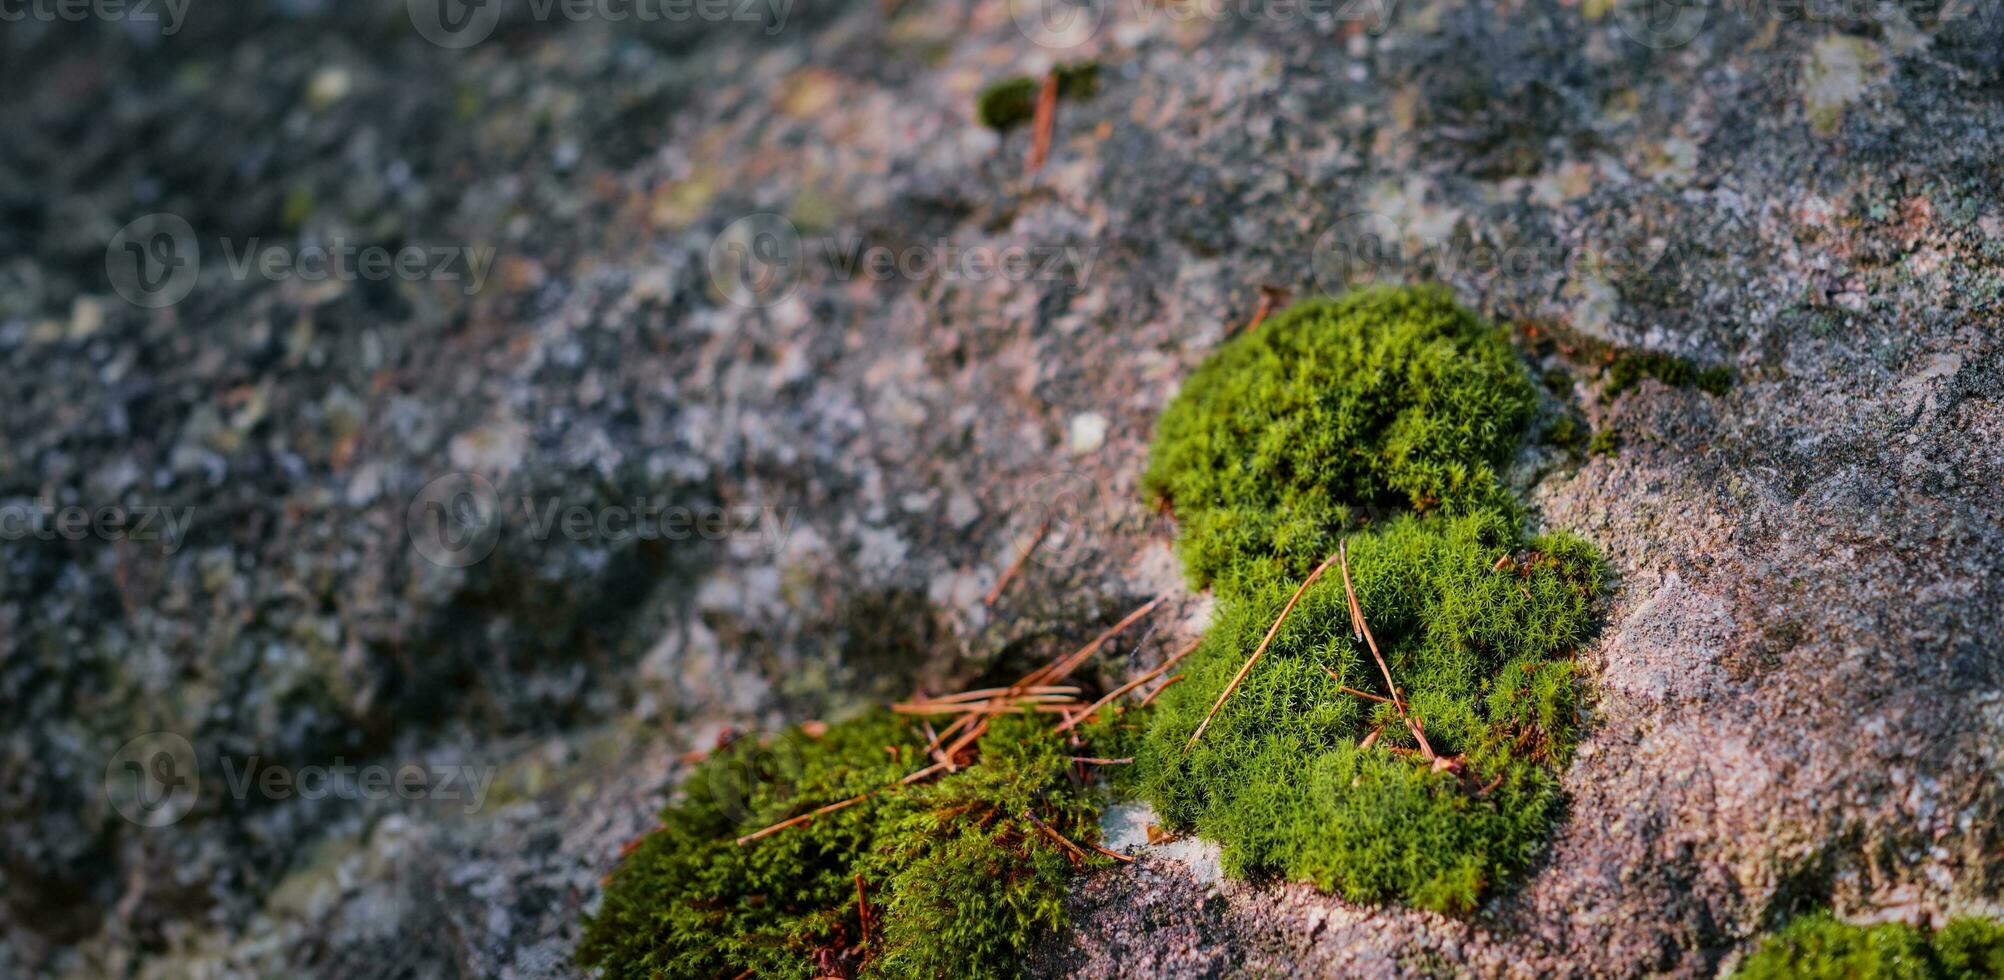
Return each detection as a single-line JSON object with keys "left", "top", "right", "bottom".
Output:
{"left": 581, "top": 285, "right": 1605, "bottom": 976}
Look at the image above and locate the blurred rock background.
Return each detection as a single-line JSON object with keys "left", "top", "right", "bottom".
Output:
{"left": 1, "top": 0, "right": 2001, "bottom": 976}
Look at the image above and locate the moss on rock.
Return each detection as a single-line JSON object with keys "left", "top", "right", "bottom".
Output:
{"left": 1605, "top": 349, "right": 1732, "bottom": 397}
{"left": 1141, "top": 286, "right": 1536, "bottom": 596}
{"left": 974, "top": 63, "right": 1101, "bottom": 130}
{"left": 1733, "top": 913, "right": 2004, "bottom": 980}
{"left": 1136, "top": 285, "right": 1603, "bottom": 913}
{"left": 580, "top": 711, "right": 1130, "bottom": 979}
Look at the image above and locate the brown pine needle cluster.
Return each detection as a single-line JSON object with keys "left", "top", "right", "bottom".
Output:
{"left": 735, "top": 595, "right": 1173, "bottom": 846}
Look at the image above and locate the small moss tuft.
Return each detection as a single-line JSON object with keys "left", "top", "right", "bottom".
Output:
{"left": 1605, "top": 350, "right": 1732, "bottom": 397}
{"left": 1142, "top": 285, "right": 1536, "bottom": 596}
{"left": 1588, "top": 427, "right": 1621, "bottom": 456}
{"left": 975, "top": 63, "right": 1102, "bottom": 130}
{"left": 580, "top": 710, "right": 1130, "bottom": 979}
{"left": 1543, "top": 415, "right": 1586, "bottom": 451}
{"left": 1137, "top": 286, "right": 1604, "bottom": 914}
{"left": 1733, "top": 913, "right": 2004, "bottom": 980}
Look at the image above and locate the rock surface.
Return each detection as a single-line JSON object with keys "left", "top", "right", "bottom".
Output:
{"left": 2, "top": 0, "right": 2001, "bottom": 977}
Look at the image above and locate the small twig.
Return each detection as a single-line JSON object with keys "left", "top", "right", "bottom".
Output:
{"left": 1057, "top": 635, "right": 1201, "bottom": 732}
{"left": 910, "top": 684, "right": 1081, "bottom": 705}
{"left": 1237, "top": 284, "right": 1289, "bottom": 334}
{"left": 855, "top": 874, "right": 871, "bottom": 946}
{"left": 1026, "top": 71, "right": 1058, "bottom": 174}
{"left": 1359, "top": 727, "right": 1382, "bottom": 750}
{"left": 918, "top": 721, "right": 955, "bottom": 772}
{"left": 984, "top": 516, "right": 1049, "bottom": 606}
{"left": 922, "top": 712, "right": 973, "bottom": 757}
{"left": 1338, "top": 540, "right": 1437, "bottom": 760}
{"left": 1187, "top": 549, "right": 1342, "bottom": 751}
{"left": 1137, "top": 673, "right": 1183, "bottom": 707}
{"left": 892, "top": 693, "right": 1080, "bottom": 714}
{"left": 1325, "top": 673, "right": 1392, "bottom": 704}
{"left": 738, "top": 752, "right": 958, "bottom": 845}
{"left": 1025, "top": 595, "right": 1167, "bottom": 689}
{"left": 936, "top": 718, "right": 989, "bottom": 767}
{"left": 1089, "top": 841, "right": 1136, "bottom": 863}
{"left": 735, "top": 793, "right": 871, "bottom": 845}
{"left": 1021, "top": 809, "right": 1091, "bottom": 863}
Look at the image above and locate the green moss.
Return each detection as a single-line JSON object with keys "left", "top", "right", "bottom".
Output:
{"left": 975, "top": 63, "right": 1101, "bottom": 130}
{"left": 1137, "top": 513, "right": 1600, "bottom": 912}
{"left": 1605, "top": 350, "right": 1732, "bottom": 397}
{"left": 580, "top": 710, "right": 1130, "bottom": 979}
{"left": 1142, "top": 286, "right": 1536, "bottom": 596}
{"left": 1588, "top": 427, "right": 1622, "bottom": 456}
{"left": 1733, "top": 913, "right": 2004, "bottom": 980}
{"left": 1137, "top": 286, "right": 1603, "bottom": 913}
{"left": 1543, "top": 415, "right": 1586, "bottom": 451}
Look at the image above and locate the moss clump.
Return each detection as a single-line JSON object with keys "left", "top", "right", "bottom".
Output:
{"left": 1142, "top": 285, "right": 1536, "bottom": 596}
{"left": 1588, "top": 427, "right": 1622, "bottom": 456}
{"left": 974, "top": 63, "right": 1101, "bottom": 130}
{"left": 1605, "top": 350, "right": 1732, "bottom": 397}
{"left": 1542, "top": 415, "right": 1586, "bottom": 451}
{"left": 1733, "top": 913, "right": 2004, "bottom": 980}
{"left": 1137, "top": 285, "right": 1603, "bottom": 913}
{"left": 580, "top": 710, "right": 1125, "bottom": 979}
{"left": 1137, "top": 513, "right": 1600, "bottom": 911}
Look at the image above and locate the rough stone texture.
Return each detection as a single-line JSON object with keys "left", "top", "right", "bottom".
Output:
{"left": 3, "top": 0, "right": 2002, "bottom": 977}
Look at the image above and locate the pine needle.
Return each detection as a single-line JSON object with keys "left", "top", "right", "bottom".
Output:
{"left": 1186, "top": 548, "right": 1343, "bottom": 751}
{"left": 1338, "top": 539, "right": 1437, "bottom": 760}
{"left": 1026, "top": 71, "right": 1058, "bottom": 174}
{"left": 983, "top": 516, "right": 1049, "bottom": 606}
{"left": 1058, "top": 634, "right": 1200, "bottom": 732}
